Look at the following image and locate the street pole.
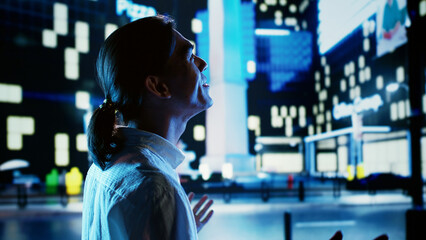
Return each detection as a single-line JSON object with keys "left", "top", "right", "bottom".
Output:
{"left": 406, "top": 1, "right": 426, "bottom": 239}
{"left": 407, "top": 0, "right": 424, "bottom": 210}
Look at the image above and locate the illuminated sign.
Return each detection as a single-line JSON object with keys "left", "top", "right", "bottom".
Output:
{"left": 116, "top": 0, "right": 156, "bottom": 21}
{"left": 333, "top": 94, "right": 383, "bottom": 120}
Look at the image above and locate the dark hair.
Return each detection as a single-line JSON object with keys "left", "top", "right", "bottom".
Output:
{"left": 88, "top": 15, "right": 176, "bottom": 170}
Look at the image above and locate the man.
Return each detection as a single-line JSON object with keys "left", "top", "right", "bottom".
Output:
{"left": 82, "top": 15, "right": 213, "bottom": 239}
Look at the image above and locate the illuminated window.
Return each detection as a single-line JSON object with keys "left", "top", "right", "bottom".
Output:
{"left": 265, "top": 0, "right": 277, "bottom": 6}
{"left": 285, "top": 126, "right": 293, "bottom": 137}
{"left": 191, "top": 18, "right": 202, "bottom": 34}
{"left": 344, "top": 64, "right": 350, "bottom": 77}
{"left": 421, "top": 1, "right": 426, "bottom": 17}
{"left": 359, "top": 70, "right": 365, "bottom": 83}
{"left": 54, "top": 3, "right": 68, "bottom": 35}
{"left": 75, "top": 91, "right": 90, "bottom": 110}
{"left": 271, "top": 115, "right": 283, "bottom": 128}
{"left": 340, "top": 79, "right": 347, "bottom": 92}
{"left": 364, "top": 66, "right": 371, "bottom": 81}
{"left": 315, "top": 71, "right": 321, "bottom": 81}
{"left": 376, "top": 75, "right": 384, "bottom": 90}
{"left": 0, "top": 83, "right": 22, "bottom": 103}
{"left": 333, "top": 95, "right": 339, "bottom": 105}
{"left": 326, "top": 123, "right": 332, "bottom": 132}
{"left": 349, "top": 75, "right": 355, "bottom": 87}
{"left": 55, "top": 133, "right": 69, "bottom": 166}
{"left": 271, "top": 105, "right": 279, "bottom": 117}
{"left": 317, "top": 153, "right": 337, "bottom": 172}
{"left": 349, "top": 88, "right": 355, "bottom": 100}
{"left": 390, "top": 103, "right": 398, "bottom": 121}
{"left": 285, "top": 17, "right": 297, "bottom": 26}
{"left": 7, "top": 133, "right": 23, "bottom": 151}
{"left": 313, "top": 105, "right": 318, "bottom": 115}
{"left": 65, "top": 48, "right": 79, "bottom": 80}
{"left": 316, "top": 125, "right": 322, "bottom": 134}
{"left": 349, "top": 61, "right": 355, "bottom": 73}
{"left": 247, "top": 60, "right": 256, "bottom": 74}
{"left": 308, "top": 125, "right": 314, "bottom": 135}
{"left": 398, "top": 100, "right": 406, "bottom": 119}
{"left": 274, "top": 10, "right": 282, "bottom": 18}
{"left": 355, "top": 86, "right": 361, "bottom": 98}
{"left": 193, "top": 125, "right": 206, "bottom": 141}
{"left": 326, "top": 110, "right": 331, "bottom": 122}
{"left": 289, "top": 105, "right": 297, "bottom": 118}
{"left": 298, "top": 106, "right": 306, "bottom": 116}
{"left": 299, "top": 115, "right": 306, "bottom": 128}
{"left": 75, "top": 21, "right": 89, "bottom": 53}
{"left": 316, "top": 114, "right": 324, "bottom": 124}
{"left": 280, "top": 105, "right": 288, "bottom": 117}
{"left": 259, "top": 3, "right": 268, "bottom": 12}
{"left": 319, "top": 102, "right": 324, "bottom": 113}
{"left": 248, "top": 115, "right": 261, "bottom": 136}
{"left": 289, "top": 4, "right": 297, "bottom": 13}
{"left": 396, "top": 66, "right": 405, "bottom": 83}
{"left": 325, "top": 76, "right": 330, "bottom": 87}
{"left": 105, "top": 23, "right": 118, "bottom": 39}
{"left": 7, "top": 116, "right": 35, "bottom": 150}
{"left": 274, "top": 18, "right": 283, "bottom": 26}
{"left": 42, "top": 30, "right": 57, "bottom": 48}
{"left": 358, "top": 55, "right": 365, "bottom": 68}
{"left": 324, "top": 65, "right": 330, "bottom": 75}
{"left": 261, "top": 153, "right": 303, "bottom": 173}
{"left": 423, "top": 94, "right": 426, "bottom": 113}
{"left": 362, "top": 21, "right": 369, "bottom": 37}
{"left": 76, "top": 133, "right": 88, "bottom": 152}
{"left": 279, "top": 0, "right": 286, "bottom": 6}
{"left": 315, "top": 82, "right": 321, "bottom": 92}
{"left": 406, "top": 99, "right": 410, "bottom": 117}
{"left": 363, "top": 38, "right": 370, "bottom": 52}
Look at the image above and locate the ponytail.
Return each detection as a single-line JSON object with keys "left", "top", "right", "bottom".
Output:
{"left": 87, "top": 104, "right": 118, "bottom": 170}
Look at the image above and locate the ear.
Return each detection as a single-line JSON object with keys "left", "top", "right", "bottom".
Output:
{"left": 144, "top": 76, "right": 171, "bottom": 99}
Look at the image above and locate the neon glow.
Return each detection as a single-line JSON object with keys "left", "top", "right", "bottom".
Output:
{"left": 116, "top": 0, "right": 156, "bottom": 21}
{"left": 333, "top": 94, "right": 383, "bottom": 120}
{"left": 255, "top": 28, "right": 290, "bottom": 36}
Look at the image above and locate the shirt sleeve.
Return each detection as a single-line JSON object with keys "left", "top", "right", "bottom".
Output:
{"left": 143, "top": 174, "right": 176, "bottom": 240}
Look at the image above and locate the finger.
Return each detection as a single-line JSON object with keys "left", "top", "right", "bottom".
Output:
{"left": 330, "top": 231, "right": 343, "bottom": 240}
{"left": 373, "top": 234, "right": 388, "bottom": 240}
{"left": 188, "top": 192, "right": 195, "bottom": 203}
{"left": 200, "top": 210, "right": 214, "bottom": 225}
{"left": 193, "top": 195, "right": 208, "bottom": 214}
{"left": 196, "top": 199, "right": 213, "bottom": 219}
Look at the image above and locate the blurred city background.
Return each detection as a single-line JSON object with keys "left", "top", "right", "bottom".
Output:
{"left": 0, "top": 0, "right": 425, "bottom": 239}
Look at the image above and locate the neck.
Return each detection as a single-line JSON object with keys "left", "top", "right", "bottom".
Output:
{"left": 127, "top": 109, "right": 188, "bottom": 146}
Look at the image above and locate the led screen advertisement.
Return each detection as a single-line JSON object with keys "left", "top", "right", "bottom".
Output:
{"left": 376, "top": 0, "right": 409, "bottom": 57}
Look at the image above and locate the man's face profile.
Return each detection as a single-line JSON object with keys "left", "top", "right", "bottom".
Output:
{"left": 162, "top": 29, "right": 213, "bottom": 115}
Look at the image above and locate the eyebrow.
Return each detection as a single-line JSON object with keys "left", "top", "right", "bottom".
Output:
{"left": 181, "top": 42, "right": 194, "bottom": 56}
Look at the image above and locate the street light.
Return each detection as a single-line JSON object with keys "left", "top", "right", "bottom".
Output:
{"left": 386, "top": 82, "right": 409, "bottom": 93}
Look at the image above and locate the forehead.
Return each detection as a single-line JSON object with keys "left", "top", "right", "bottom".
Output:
{"left": 172, "top": 29, "right": 193, "bottom": 55}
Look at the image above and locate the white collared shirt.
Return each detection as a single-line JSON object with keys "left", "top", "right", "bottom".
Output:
{"left": 82, "top": 127, "right": 198, "bottom": 240}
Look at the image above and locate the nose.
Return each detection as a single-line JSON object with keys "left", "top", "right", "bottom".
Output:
{"left": 196, "top": 55, "right": 208, "bottom": 72}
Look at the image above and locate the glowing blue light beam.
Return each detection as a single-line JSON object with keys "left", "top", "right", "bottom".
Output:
{"left": 304, "top": 126, "right": 392, "bottom": 143}
{"left": 255, "top": 28, "right": 291, "bottom": 36}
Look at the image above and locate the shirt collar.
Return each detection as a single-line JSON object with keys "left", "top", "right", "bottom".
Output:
{"left": 117, "top": 127, "right": 185, "bottom": 169}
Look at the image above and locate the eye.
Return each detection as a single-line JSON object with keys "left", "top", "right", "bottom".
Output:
{"left": 189, "top": 54, "right": 195, "bottom": 61}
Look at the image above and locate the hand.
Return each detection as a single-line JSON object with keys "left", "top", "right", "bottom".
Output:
{"left": 329, "top": 230, "right": 388, "bottom": 240}
{"left": 188, "top": 192, "right": 214, "bottom": 232}
{"left": 330, "top": 231, "right": 343, "bottom": 240}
